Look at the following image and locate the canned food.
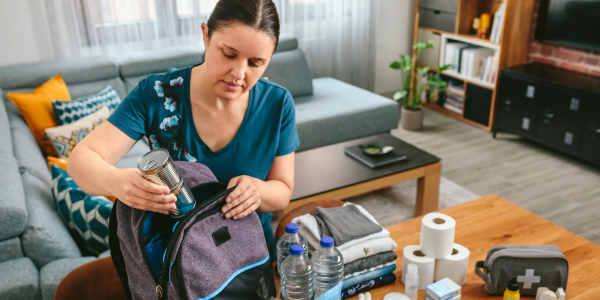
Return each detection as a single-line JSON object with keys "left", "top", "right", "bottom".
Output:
{"left": 138, "top": 148, "right": 196, "bottom": 218}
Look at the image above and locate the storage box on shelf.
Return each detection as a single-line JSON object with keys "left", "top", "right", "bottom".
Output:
{"left": 412, "top": 0, "right": 536, "bottom": 131}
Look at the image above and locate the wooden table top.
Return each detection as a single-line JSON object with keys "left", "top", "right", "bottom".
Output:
{"left": 344, "top": 195, "right": 600, "bottom": 299}
{"left": 292, "top": 133, "right": 440, "bottom": 200}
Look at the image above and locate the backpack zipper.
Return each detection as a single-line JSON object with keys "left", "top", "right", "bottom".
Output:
{"left": 159, "top": 186, "right": 235, "bottom": 299}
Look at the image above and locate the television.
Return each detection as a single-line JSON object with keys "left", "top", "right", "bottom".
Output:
{"left": 535, "top": 0, "right": 600, "bottom": 53}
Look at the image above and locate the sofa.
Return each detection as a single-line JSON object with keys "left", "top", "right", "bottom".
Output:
{"left": 0, "top": 34, "right": 398, "bottom": 299}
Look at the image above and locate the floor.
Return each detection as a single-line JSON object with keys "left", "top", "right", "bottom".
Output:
{"left": 384, "top": 99, "right": 600, "bottom": 245}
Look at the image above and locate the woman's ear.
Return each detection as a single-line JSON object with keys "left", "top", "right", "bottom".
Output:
{"left": 201, "top": 23, "right": 210, "bottom": 49}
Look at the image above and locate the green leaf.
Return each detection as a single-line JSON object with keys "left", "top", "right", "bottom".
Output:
{"left": 401, "top": 55, "right": 413, "bottom": 71}
{"left": 438, "top": 64, "right": 453, "bottom": 72}
{"left": 417, "top": 66, "right": 430, "bottom": 74}
{"left": 393, "top": 90, "right": 407, "bottom": 101}
{"left": 390, "top": 61, "right": 401, "bottom": 69}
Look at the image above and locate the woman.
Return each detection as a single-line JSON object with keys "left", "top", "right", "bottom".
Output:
{"left": 68, "top": 0, "right": 298, "bottom": 260}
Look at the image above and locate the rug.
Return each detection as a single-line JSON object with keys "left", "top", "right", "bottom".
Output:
{"left": 272, "top": 177, "right": 480, "bottom": 230}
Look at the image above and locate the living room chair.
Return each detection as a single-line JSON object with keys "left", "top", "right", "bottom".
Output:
{"left": 54, "top": 257, "right": 126, "bottom": 300}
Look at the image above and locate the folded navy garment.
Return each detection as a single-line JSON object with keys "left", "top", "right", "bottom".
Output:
{"left": 315, "top": 204, "right": 382, "bottom": 246}
{"left": 341, "top": 272, "right": 397, "bottom": 299}
{"left": 344, "top": 250, "right": 397, "bottom": 276}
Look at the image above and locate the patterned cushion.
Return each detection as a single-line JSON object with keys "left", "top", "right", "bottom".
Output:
{"left": 45, "top": 106, "right": 111, "bottom": 158}
{"left": 50, "top": 165, "right": 113, "bottom": 255}
{"left": 52, "top": 86, "right": 121, "bottom": 125}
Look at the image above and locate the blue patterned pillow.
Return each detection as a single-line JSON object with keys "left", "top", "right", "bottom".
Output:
{"left": 50, "top": 165, "right": 113, "bottom": 255}
{"left": 52, "top": 86, "right": 121, "bottom": 125}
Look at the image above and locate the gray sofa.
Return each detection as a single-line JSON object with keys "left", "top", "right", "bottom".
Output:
{"left": 0, "top": 34, "right": 398, "bottom": 299}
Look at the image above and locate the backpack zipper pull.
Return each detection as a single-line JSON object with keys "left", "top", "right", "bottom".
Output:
{"left": 156, "top": 285, "right": 163, "bottom": 299}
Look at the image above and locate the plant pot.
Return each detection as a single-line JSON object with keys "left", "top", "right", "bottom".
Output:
{"left": 401, "top": 106, "right": 424, "bottom": 131}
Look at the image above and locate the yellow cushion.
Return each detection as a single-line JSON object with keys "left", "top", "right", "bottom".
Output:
{"left": 47, "top": 157, "right": 117, "bottom": 203}
{"left": 7, "top": 75, "right": 71, "bottom": 156}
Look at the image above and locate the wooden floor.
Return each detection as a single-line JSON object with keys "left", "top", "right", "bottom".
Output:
{"left": 383, "top": 98, "right": 600, "bottom": 245}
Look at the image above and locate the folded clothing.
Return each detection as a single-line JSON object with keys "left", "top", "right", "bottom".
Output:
{"left": 341, "top": 269, "right": 397, "bottom": 298}
{"left": 344, "top": 250, "right": 397, "bottom": 276}
{"left": 344, "top": 261, "right": 396, "bottom": 280}
{"left": 342, "top": 263, "right": 396, "bottom": 289}
{"left": 314, "top": 204, "right": 382, "bottom": 246}
{"left": 293, "top": 203, "right": 397, "bottom": 264}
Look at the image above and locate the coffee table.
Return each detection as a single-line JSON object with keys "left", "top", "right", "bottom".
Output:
{"left": 274, "top": 195, "right": 600, "bottom": 299}
{"left": 280, "top": 133, "right": 442, "bottom": 219}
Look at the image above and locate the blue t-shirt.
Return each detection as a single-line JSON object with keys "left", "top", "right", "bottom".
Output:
{"left": 108, "top": 65, "right": 300, "bottom": 255}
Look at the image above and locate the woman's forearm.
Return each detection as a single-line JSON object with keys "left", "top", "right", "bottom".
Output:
{"left": 253, "top": 178, "right": 292, "bottom": 213}
{"left": 68, "top": 145, "right": 120, "bottom": 197}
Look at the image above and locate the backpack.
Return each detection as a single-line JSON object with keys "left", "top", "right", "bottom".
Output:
{"left": 109, "top": 161, "right": 277, "bottom": 300}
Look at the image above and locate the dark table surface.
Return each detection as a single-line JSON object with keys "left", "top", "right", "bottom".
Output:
{"left": 292, "top": 133, "right": 441, "bottom": 200}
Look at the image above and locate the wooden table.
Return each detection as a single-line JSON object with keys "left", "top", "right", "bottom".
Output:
{"left": 280, "top": 133, "right": 442, "bottom": 219}
{"left": 274, "top": 195, "right": 600, "bottom": 299}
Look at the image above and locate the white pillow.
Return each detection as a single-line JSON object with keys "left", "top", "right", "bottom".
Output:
{"left": 45, "top": 106, "right": 111, "bottom": 158}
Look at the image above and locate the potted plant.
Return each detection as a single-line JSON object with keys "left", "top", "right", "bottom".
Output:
{"left": 390, "top": 41, "right": 452, "bottom": 130}
{"left": 428, "top": 64, "right": 453, "bottom": 104}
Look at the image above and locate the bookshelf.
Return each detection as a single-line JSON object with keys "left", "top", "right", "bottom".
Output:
{"left": 412, "top": 0, "right": 536, "bottom": 131}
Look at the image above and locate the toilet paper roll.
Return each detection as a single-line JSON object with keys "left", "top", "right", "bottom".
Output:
{"left": 402, "top": 245, "right": 435, "bottom": 290}
{"left": 420, "top": 213, "right": 456, "bottom": 259}
{"left": 434, "top": 243, "right": 470, "bottom": 285}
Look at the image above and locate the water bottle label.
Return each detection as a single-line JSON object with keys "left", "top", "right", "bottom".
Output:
{"left": 408, "top": 284, "right": 418, "bottom": 291}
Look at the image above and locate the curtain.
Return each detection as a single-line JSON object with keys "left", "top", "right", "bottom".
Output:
{"left": 46, "top": 0, "right": 378, "bottom": 90}
{"left": 273, "top": 0, "right": 379, "bottom": 91}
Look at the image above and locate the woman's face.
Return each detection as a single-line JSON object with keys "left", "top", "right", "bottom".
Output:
{"left": 201, "top": 23, "right": 276, "bottom": 101}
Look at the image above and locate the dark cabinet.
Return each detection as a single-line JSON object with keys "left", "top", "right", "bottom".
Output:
{"left": 496, "top": 74, "right": 541, "bottom": 139}
{"left": 536, "top": 86, "right": 589, "bottom": 155}
{"left": 580, "top": 100, "right": 600, "bottom": 164}
{"left": 495, "top": 63, "right": 600, "bottom": 167}
{"left": 464, "top": 83, "right": 493, "bottom": 127}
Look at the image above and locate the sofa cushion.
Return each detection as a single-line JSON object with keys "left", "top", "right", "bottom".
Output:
{"left": 294, "top": 77, "right": 399, "bottom": 151}
{"left": 40, "top": 257, "right": 96, "bottom": 300}
{"left": 8, "top": 107, "right": 53, "bottom": 185}
{"left": 51, "top": 165, "right": 113, "bottom": 255}
{"left": 6, "top": 75, "right": 72, "bottom": 157}
{"left": 263, "top": 48, "right": 313, "bottom": 98}
{"left": 0, "top": 155, "right": 27, "bottom": 241}
{"left": 116, "top": 45, "right": 204, "bottom": 78}
{"left": 53, "top": 86, "right": 120, "bottom": 125}
{"left": 46, "top": 107, "right": 111, "bottom": 158}
{"left": 276, "top": 33, "right": 299, "bottom": 52}
{"left": 123, "top": 74, "right": 147, "bottom": 94}
{"left": 20, "top": 170, "right": 82, "bottom": 268}
{"left": 0, "top": 55, "right": 117, "bottom": 90}
{"left": 0, "top": 237, "right": 24, "bottom": 264}
{"left": 0, "top": 94, "right": 14, "bottom": 155}
{"left": 116, "top": 138, "right": 151, "bottom": 169}
{"left": 0, "top": 257, "right": 41, "bottom": 300}
{"left": 67, "top": 77, "right": 128, "bottom": 100}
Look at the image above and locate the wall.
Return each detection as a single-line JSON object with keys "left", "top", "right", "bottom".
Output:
{"left": 0, "top": 0, "right": 54, "bottom": 67}
{"left": 373, "top": 0, "right": 415, "bottom": 94}
{"left": 528, "top": 0, "right": 600, "bottom": 77}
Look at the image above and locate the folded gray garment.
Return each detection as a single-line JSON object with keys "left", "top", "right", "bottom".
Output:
{"left": 315, "top": 204, "right": 382, "bottom": 246}
{"left": 343, "top": 251, "right": 397, "bottom": 276}
{"left": 314, "top": 213, "right": 331, "bottom": 238}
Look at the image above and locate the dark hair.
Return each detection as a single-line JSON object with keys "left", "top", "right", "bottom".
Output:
{"left": 207, "top": 0, "right": 280, "bottom": 53}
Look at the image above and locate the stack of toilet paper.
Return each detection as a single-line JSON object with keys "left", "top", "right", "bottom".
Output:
{"left": 401, "top": 213, "right": 470, "bottom": 290}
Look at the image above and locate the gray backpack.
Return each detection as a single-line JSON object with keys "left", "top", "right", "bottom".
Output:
{"left": 109, "top": 161, "right": 276, "bottom": 300}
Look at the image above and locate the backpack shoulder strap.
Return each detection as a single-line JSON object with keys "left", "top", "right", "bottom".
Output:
{"left": 109, "top": 200, "right": 133, "bottom": 300}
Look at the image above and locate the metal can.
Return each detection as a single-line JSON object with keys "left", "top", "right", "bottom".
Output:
{"left": 138, "top": 148, "right": 196, "bottom": 218}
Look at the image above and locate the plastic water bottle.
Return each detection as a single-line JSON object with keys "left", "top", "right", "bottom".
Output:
{"left": 280, "top": 244, "right": 314, "bottom": 300}
{"left": 311, "top": 236, "right": 344, "bottom": 299}
{"left": 277, "top": 223, "right": 308, "bottom": 275}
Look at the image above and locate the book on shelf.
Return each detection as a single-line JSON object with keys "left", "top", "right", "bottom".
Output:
{"left": 461, "top": 48, "right": 495, "bottom": 78}
{"left": 444, "top": 101, "right": 463, "bottom": 114}
{"left": 490, "top": 3, "right": 506, "bottom": 44}
{"left": 455, "top": 45, "right": 479, "bottom": 74}
{"left": 444, "top": 42, "right": 467, "bottom": 66}
{"left": 487, "top": 52, "right": 500, "bottom": 84}
{"left": 446, "top": 93, "right": 464, "bottom": 103}
{"left": 445, "top": 98, "right": 464, "bottom": 107}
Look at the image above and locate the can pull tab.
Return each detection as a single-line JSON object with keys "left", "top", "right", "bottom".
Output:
{"left": 145, "top": 160, "right": 158, "bottom": 171}
{"left": 156, "top": 285, "right": 163, "bottom": 299}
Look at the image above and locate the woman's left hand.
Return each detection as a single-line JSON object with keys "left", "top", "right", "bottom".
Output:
{"left": 223, "top": 175, "right": 262, "bottom": 219}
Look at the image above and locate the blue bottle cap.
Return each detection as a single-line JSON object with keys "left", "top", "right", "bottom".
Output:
{"left": 320, "top": 236, "right": 335, "bottom": 247}
{"left": 289, "top": 244, "right": 304, "bottom": 255}
{"left": 285, "top": 223, "right": 299, "bottom": 233}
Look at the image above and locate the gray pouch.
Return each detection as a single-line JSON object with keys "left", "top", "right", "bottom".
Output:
{"left": 475, "top": 245, "right": 568, "bottom": 296}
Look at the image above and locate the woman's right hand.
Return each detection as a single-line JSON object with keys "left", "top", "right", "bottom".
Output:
{"left": 108, "top": 168, "right": 177, "bottom": 214}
